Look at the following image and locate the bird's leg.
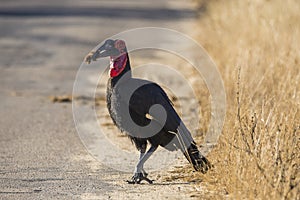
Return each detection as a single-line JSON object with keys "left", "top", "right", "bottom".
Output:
{"left": 138, "top": 144, "right": 148, "bottom": 177}
{"left": 127, "top": 145, "right": 158, "bottom": 184}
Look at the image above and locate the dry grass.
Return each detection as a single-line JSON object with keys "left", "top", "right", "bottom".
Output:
{"left": 188, "top": 0, "right": 300, "bottom": 199}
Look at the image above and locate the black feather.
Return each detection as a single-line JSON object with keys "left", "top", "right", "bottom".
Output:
{"left": 106, "top": 52, "right": 211, "bottom": 173}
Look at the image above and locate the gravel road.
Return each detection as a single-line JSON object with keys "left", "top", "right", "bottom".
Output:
{"left": 0, "top": 1, "right": 210, "bottom": 199}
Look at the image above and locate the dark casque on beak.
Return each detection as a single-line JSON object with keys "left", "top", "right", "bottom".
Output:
{"left": 92, "top": 40, "right": 120, "bottom": 60}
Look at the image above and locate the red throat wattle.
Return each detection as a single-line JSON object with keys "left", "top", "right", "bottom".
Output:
{"left": 109, "top": 53, "right": 128, "bottom": 78}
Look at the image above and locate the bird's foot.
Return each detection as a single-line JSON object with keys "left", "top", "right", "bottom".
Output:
{"left": 126, "top": 172, "right": 153, "bottom": 184}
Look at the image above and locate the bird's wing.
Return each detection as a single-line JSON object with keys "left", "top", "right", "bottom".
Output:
{"left": 127, "top": 81, "right": 187, "bottom": 133}
{"left": 128, "top": 81, "right": 195, "bottom": 147}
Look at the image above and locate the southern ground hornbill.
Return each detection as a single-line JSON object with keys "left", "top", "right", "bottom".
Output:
{"left": 84, "top": 39, "right": 211, "bottom": 184}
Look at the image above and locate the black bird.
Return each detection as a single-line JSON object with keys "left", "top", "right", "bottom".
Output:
{"left": 85, "top": 39, "right": 211, "bottom": 184}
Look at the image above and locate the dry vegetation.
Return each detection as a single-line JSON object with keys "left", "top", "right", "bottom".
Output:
{"left": 186, "top": 0, "right": 300, "bottom": 199}
{"left": 92, "top": 1, "right": 299, "bottom": 198}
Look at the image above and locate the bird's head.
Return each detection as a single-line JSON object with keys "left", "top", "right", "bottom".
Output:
{"left": 85, "top": 39, "right": 128, "bottom": 78}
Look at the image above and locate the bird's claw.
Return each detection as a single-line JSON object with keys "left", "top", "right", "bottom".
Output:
{"left": 126, "top": 172, "right": 153, "bottom": 184}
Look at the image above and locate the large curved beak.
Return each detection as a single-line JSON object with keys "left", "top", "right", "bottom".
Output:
{"left": 92, "top": 43, "right": 119, "bottom": 60}
{"left": 84, "top": 40, "right": 121, "bottom": 64}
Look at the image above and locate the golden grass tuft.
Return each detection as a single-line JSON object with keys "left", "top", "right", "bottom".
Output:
{"left": 191, "top": 0, "right": 300, "bottom": 199}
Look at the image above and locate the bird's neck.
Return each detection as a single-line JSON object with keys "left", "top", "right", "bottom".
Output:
{"left": 110, "top": 54, "right": 132, "bottom": 87}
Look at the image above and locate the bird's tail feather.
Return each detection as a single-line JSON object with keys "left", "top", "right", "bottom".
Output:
{"left": 183, "top": 142, "right": 211, "bottom": 173}
{"left": 175, "top": 124, "right": 211, "bottom": 173}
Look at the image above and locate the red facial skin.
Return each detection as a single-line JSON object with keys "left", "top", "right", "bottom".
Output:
{"left": 109, "top": 40, "right": 127, "bottom": 78}
{"left": 109, "top": 53, "right": 128, "bottom": 77}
